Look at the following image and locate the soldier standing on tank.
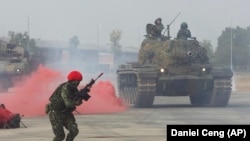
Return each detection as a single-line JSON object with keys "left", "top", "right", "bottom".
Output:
{"left": 45, "top": 70, "right": 91, "bottom": 141}
{"left": 145, "top": 18, "right": 165, "bottom": 40}
{"left": 177, "top": 22, "right": 192, "bottom": 40}
{"left": 154, "top": 18, "right": 164, "bottom": 38}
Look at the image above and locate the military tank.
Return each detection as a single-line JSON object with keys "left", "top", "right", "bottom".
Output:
{"left": 117, "top": 30, "right": 233, "bottom": 108}
{"left": 0, "top": 40, "right": 30, "bottom": 92}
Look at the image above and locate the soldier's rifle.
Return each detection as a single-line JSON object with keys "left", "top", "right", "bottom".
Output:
{"left": 63, "top": 73, "right": 104, "bottom": 115}
{"left": 74, "top": 73, "right": 103, "bottom": 115}
{"left": 163, "top": 12, "right": 181, "bottom": 38}
{"left": 19, "top": 115, "right": 27, "bottom": 128}
{"left": 74, "top": 72, "right": 104, "bottom": 101}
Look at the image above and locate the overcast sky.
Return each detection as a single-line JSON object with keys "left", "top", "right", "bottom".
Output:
{"left": 0, "top": 0, "right": 249, "bottom": 48}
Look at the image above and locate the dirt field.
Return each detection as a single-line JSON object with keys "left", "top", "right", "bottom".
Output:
{"left": 0, "top": 72, "right": 249, "bottom": 141}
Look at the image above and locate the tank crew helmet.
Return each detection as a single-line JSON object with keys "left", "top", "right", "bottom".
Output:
{"left": 181, "top": 22, "right": 188, "bottom": 29}
{"left": 155, "top": 18, "right": 162, "bottom": 24}
{"left": 67, "top": 70, "right": 83, "bottom": 81}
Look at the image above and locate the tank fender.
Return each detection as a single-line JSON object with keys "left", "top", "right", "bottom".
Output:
{"left": 211, "top": 67, "right": 233, "bottom": 78}
{"left": 138, "top": 72, "right": 158, "bottom": 79}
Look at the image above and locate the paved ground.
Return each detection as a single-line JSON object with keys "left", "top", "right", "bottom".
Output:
{"left": 0, "top": 92, "right": 250, "bottom": 141}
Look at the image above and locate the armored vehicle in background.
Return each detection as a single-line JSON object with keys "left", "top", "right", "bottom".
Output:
{"left": 0, "top": 40, "right": 30, "bottom": 91}
{"left": 117, "top": 30, "right": 233, "bottom": 108}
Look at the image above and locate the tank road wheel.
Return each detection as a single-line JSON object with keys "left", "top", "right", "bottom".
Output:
{"left": 190, "top": 78, "right": 232, "bottom": 107}
{"left": 117, "top": 72, "right": 156, "bottom": 108}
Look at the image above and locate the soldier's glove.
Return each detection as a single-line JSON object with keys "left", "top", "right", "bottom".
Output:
{"left": 81, "top": 93, "right": 91, "bottom": 101}
{"left": 45, "top": 103, "right": 51, "bottom": 114}
{"left": 75, "top": 88, "right": 91, "bottom": 101}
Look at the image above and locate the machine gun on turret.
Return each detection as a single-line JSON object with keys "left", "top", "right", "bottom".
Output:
{"left": 163, "top": 12, "right": 181, "bottom": 39}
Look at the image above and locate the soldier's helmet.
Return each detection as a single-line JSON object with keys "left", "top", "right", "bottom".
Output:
{"left": 181, "top": 22, "right": 188, "bottom": 29}
{"left": 67, "top": 70, "right": 83, "bottom": 81}
{"left": 155, "top": 18, "right": 162, "bottom": 24}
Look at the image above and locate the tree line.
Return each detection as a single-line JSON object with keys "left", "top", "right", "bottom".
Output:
{"left": 200, "top": 26, "right": 250, "bottom": 72}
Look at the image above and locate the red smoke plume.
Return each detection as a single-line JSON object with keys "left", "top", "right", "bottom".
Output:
{"left": 0, "top": 65, "right": 127, "bottom": 118}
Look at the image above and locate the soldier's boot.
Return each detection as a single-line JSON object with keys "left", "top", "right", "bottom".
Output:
{"left": 66, "top": 130, "right": 79, "bottom": 141}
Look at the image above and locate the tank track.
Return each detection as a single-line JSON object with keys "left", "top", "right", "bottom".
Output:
{"left": 208, "top": 78, "right": 232, "bottom": 106}
{"left": 190, "top": 78, "right": 232, "bottom": 107}
{"left": 118, "top": 72, "right": 156, "bottom": 108}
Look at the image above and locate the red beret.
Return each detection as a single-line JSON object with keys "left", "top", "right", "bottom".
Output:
{"left": 67, "top": 71, "right": 82, "bottom": 81}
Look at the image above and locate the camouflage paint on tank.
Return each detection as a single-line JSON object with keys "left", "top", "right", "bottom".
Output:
{"left": 139, "top": 39, "right": 211, "bottom": 75}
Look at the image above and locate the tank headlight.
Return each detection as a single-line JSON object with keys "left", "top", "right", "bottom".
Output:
{"left": 16, "top": 68, "right": 21, "bottom": 73}
{"left": 202, "top": 67, "right": 206, "bottom": 72}
{"left": 160, "top": 68, "right": 165, "bottom": 73}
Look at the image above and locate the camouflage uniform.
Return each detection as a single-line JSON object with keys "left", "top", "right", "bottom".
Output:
{"left": 46, "top": 71, "right": 90, "bottom": 141}
{"left": 154, "top": 18, "right": 164, "bottom": 38}
{"left": 177, "top": 22, "right": 191, "bottom": 40}
{"left": 145, "top": 18, "right": 164, "bottom": 39}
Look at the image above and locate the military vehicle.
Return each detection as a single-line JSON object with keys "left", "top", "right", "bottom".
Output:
{"left": 0, "top": 40, "right": 30, "bottom": 92}
{"left": 117, "top": 24, "right": 233, "bottom": 108}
